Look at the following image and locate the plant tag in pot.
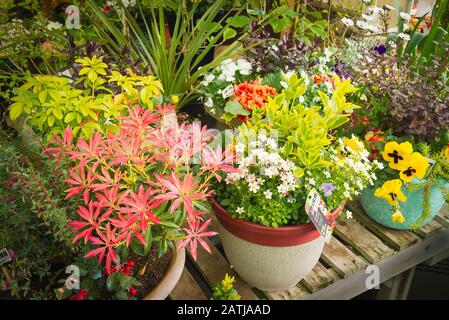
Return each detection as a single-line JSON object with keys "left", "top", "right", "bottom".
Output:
{"left": 424, "top": 157, "right": 436, "bottom": 179}
{"left": 222, "top": 85, "right": 234, "bottom": 99}
{"left": 0, "top": 248, "right": 12, "bottom": 265}
{"left": 305, "top": 189, "right": 332, "bottom": 243}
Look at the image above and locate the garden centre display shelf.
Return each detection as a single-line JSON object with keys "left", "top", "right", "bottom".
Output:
{"left": 169, "top": 200, "right": 449, "bottom": 300}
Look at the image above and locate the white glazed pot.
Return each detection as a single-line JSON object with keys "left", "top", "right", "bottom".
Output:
{"left": 212, "top": 199, "right": 343, "bottom": 292}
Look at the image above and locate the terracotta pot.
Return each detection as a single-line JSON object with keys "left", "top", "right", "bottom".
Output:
{"left": 212, "top": 198, "right": 343, "bottom": 292}
{"left": 143, "top": 243, "right": 185, "bottom": 300}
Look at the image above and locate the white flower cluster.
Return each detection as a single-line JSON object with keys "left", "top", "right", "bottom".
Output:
{"left": 202, "top": 58, "right": 252, "bottom": 86}
{"left": 225, "top": 135, "right": 299, "bottom": 199}
{"left": 329, "top": 136, "right": 383, "bottom": 200}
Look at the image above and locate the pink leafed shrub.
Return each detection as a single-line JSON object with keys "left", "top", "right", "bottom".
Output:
{"left": 46, "top": 104, "right": 237, "bottom": 273}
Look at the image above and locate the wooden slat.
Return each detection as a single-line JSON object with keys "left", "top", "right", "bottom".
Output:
{"left": 415, "top": 220, "right": 443, "bottom": 238}
{"left": 169, "top": 268, "right": 207, "bottom": 300}
{"left": 347, "top": 201, "right": 420, "bottom": 251}
{"left": 264, "top": 283, "right": 309, "bottom": 300}
{"left": 435, "top": 205, "right": 449, "bottom": 228}
{"left": 334, "top": 219, "right": 395, "bottom": 264}
{"left": 321, "top": 236, "right": 368, "bottom": 278}
{"left": 300, "top": 262, "right": 339, "bottom": 293}
{"left": 187, "top": 238, "right": 259, "bottom": 300}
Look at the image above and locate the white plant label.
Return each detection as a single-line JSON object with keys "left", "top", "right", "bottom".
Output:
{"left": 304, "top": 189, "right": 332, "bottom": 243}
{"left": 0, "top": 248, "right": 12, "bottom": 265}
{"left": 222, "top": 85, "right": 234, "bottom": 99}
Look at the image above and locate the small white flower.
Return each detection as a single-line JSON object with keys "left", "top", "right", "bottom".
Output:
{"left": 236, "top": 58, "right": 252, "bottom": 75}
{"left": 362, "top": 14, "right": 374, "bottom": 21}
{"left": 47, "top": 21, "right": 63, "bottom": 30}
{"left": 400, "top": 12, "right": 411, "bottom": 20}
{"left": 384, "top": 4, "right": 395, "bottom": 11}
{"left": 307, "top": 178, "right": 316, "bottom": 186}
{"left": 387, "top": 27, "right": 399, "bottom": 33}
{"left": 287, "top": 198, "right": 296, "bottom": 203}
{"left": 346, "top": 210, "right": 353, "bottom": 219}
{"left": 236, "top": 207, "right": 245, "bottom": 215}
{"left": 398, "top": 32, "right": 410, "bottom": 41}
{"left": 263, "top": 190, "right": 273, "bottom": 200}
{"left": 248, "top": 181, "right": 260, "bottom": 193}
{"left": 324, "top": 171, "right": 331, "bottom": 178}
{"left": 235, "top": 142, "right": 245, "bottom": 154}
{"left": 341, "top": 17, "right": 355, "bottom": 27}
{"left": 368, "top": 6, "right": 384, "bottom": 14}
{"left": 356, "top": 20, "right": 369, "bottom": 30}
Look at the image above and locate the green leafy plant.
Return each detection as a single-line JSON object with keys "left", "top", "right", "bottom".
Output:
{"left": 211, "top": 274, "right": 241, "bottom": 300}
{"left": 216, "top": 73, "right": 380, "bottom": 226}
{"left": 8, "top": 56, "right": 163, "bottom": 141}
{"left": 83, "top": 0, "right": 253, "bottom": 109}
{"left": 0, "top": 132, "right": 78, "bottom": 298}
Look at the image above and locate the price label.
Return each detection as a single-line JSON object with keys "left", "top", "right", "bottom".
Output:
{"left": 222, "top": 85, "right": 234, "bottom": 99}
{"left": 305, "top": 189, "right": 332, "bottom": 243}
{"left": 0, "top": 248, "right": 12, "bottom": 265}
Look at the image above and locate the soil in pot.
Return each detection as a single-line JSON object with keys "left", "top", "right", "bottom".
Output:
{"left": 131, "top": 244, "right": 173, "bottom": 300}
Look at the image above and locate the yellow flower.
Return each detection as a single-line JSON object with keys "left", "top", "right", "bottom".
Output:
{"left": 382, "top": 141, "right": 413, "bottom": 170}
{"left": 391, "top": 211, "right": 405, "bottom": 223}
{"left": 171, "top": 95, "right": 180, "bottom": 105}
{"left": 399, "top": 152, "right": 429, "bottom": 182}
{"left": 374, "top": 179, "right": 407, "bottom": 206}
{"left": 222, "top": 273, "right": 235, "bottom": 291}
{"left": 344, "top": 137, "right": 365, "bottom": 153}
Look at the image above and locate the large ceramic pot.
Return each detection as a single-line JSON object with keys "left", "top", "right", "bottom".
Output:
{"left": 143, "top": 244, "right": 185, "bottom": 300}
{"left": 211, "top": 198, "right": 343, "bottom": 292}
{"left": 361, "top": 179, "right": 448, "bottom": 230}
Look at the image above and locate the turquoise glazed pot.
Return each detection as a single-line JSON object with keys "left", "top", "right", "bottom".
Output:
{"left": 360, "top": 179, "right": 448, "bottom": 230}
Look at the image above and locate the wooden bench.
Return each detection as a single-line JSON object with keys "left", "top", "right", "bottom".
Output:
{"left": 169, "top": 201, "right": 449, "bottom": 300}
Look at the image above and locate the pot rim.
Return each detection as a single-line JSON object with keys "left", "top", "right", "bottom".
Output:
{"left": 143, "top": 240, "right": 185, "bottom": 300}
{"left": 212, "top": 198, "right": 343, "bottom": 247}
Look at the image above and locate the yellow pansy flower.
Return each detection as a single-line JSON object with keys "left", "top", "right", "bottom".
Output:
{"left": 391, "top": 211, "right": 405, "bottom": 223}
{"left": 382, "top": 141, "right": 413, "bottom": 170}
{"left": 344, "top": 137, "right": 365, "bottom": 153}
{"left": 399, "top": 152, "right": 429, "bottom": 182}
{"left": 374, "top": 179, "right": 407, "bottom": 206}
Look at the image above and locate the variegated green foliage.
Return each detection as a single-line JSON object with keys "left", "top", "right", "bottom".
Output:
{"left": 9, "top": 56, "right": 163, "bottom": 141}
{"left": 244, "top": 73, "right": 359, "bottom": 169}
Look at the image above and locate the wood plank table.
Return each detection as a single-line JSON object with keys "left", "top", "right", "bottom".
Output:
{"left": 169, "top": 201, "right": 449, "bottom": 300}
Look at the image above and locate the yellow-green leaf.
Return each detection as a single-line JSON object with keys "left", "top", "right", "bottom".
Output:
{"left": 53, "top": 108, "right": 63, "bottom": 120}
{"left": 9, "top": 103, "right": 23, "bottom": 121}
{"left": 64, "top": 112, "right": 76, "bottom": 123}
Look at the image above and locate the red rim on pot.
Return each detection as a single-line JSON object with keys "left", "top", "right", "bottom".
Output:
{"left": 211, "top": 197, "right": 344, "bottom": 247}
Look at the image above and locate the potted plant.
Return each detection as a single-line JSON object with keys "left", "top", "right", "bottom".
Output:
{"left": 360, "top": 138, "right": 449, "bottom": 230}
{"left": 50, "top": 104, "right": 235, "bottom": 300}
{"left": 211, "top": 73, "right": 380, "bottom": 291}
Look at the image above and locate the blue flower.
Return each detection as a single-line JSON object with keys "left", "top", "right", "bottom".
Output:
{"left": 322, "top": 183, "right": 335, "bottom": 197}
